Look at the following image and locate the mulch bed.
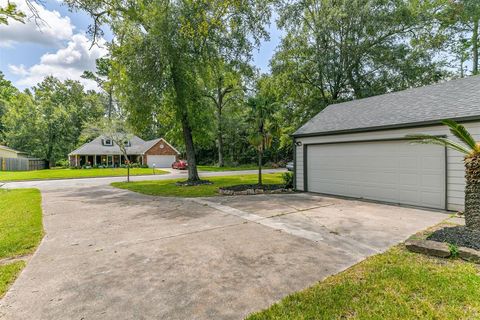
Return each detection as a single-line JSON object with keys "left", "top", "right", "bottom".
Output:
{"left": 427, "top": 226, "right": 480, "bottom": 251}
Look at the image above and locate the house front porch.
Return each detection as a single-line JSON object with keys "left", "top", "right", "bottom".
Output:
{"left": 69, "top": 154, "right": 144, "bottom": 168}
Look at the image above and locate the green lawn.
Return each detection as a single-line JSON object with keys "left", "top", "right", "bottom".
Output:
{"left": 198, "top": 165, "right": 276, "bottom": 172}
{"left": 0, "top": 167, "right": 169, "bottom": 182}
{"left": 247, "top": 246, "right": 480, "bottom": 320}
{"left": 0, "top": 261, "right": 26, "bottom": 297}
{"left": 0, "top": 188, "right": 43, "bottom": 297}
{"left": 112, "top": 173, "right": 284, "bottom": 197}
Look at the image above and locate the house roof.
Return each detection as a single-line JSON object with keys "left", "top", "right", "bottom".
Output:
{"left": 69, "top": 135, "right": 180, "bottom": 156}
{"left": 0, "top": 145, "right": 28, "bottom": 155}
{"left": 293, "top": 75, "right": 480, "bottom": 137}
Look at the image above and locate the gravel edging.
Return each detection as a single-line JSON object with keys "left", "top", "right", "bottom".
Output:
{"left": 427, "top": 226, "right": 480, "bottom": 250}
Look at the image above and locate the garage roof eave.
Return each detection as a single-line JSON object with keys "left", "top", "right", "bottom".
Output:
{"left": 292, "top": 115, "right": 480, "bottom": 138}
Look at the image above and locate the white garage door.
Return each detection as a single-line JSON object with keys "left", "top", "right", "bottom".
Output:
{"left": 306, "top": 140, "right": 446, "bottom": 209}
{"left": 146, "top": 155, "right": 176, "bottom": 168}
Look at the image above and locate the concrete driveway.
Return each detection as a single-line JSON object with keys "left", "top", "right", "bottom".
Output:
{"left": 0, "top": 183, "right": 447, "bottom": 319}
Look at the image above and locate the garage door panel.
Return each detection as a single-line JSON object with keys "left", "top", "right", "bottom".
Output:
{"left": 306, "top": 141, "right": 445, "bottom": 209}
{"left": 146, "top": 155, "right": 176, "bottom": 168}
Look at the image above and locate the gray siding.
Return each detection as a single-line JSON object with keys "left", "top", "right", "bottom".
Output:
{"left": 294, "top": 121, "right": 480, "bottom": 212}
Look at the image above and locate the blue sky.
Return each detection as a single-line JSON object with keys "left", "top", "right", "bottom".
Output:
{"left": 0, "top": 0, "right": 281, "bottom": 91}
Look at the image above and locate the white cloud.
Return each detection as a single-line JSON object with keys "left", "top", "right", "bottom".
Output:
{"left": 9, "top": 34, "right": 108, "bottom": 90}
{"left": 0, "top": 0, "right": 75, "bottom": 47}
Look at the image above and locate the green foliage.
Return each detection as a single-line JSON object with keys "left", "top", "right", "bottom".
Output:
{"left": 448, "top": 243, "right": 460, "bottom": 258}
{"left": 0, "top": 1, "right": 25, "bottom": 25}
{"left": 66, "top": 0, "right": 273, "bottom": 181}
{"left": 282, "top": 172, "right": 293, "bottom": 188}
{"left": 442, "top": 119, "right": 479, "bottom": 151}
{"left": 1, "top": 76, "right": 105, "bottom": 166}
{"left": 407, "top": 120, "right": 480, "bottom": 156}
{"left": 272, "top": 0, "right": 450, "bottom": 129}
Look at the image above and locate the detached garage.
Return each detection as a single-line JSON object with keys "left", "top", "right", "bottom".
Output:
{"left": 293, "top": 76, "right": 480, "bottom": 211}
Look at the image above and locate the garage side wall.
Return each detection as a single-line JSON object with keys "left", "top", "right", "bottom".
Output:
{"left": 294, "top": 121, "right": 480, "bottom": 212}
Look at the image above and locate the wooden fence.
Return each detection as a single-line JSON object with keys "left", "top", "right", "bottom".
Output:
{"left": 0, "top": 157, "right": 46, "bottom": 171}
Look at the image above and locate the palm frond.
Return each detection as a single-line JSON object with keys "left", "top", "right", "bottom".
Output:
{"left": 442, "top": 119, "right": 477, "bottom": 150}
{"left": 407, "top": 134, "right": 472, "bottom": 155}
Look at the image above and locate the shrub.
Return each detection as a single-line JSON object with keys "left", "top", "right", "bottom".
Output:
{"left": 56, "top": 159, "right": 70, "bottom": 168}
{"left": 282, "top": 172, "right": 294, "bottom": 188}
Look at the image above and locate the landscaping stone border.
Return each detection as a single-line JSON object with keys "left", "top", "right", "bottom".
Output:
{"left": 406, "top": 239, "right": 480, "bottom": 263}
{"left": 218, "top": 187, "right": 293, "bottom": 196}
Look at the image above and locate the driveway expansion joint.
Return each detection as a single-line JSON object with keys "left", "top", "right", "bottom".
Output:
{"left": 190, "top": 198, "right": 380, "bottom": 257}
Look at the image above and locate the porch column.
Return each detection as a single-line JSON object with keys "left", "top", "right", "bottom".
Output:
{"left": 94, "top": 154, "right": 97, "bottom": 166}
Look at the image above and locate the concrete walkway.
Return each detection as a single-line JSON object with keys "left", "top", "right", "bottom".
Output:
{"left": 0, "top": 179, "right": 448, "bottom": 319}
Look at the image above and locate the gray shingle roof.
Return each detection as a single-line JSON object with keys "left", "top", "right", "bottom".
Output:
{"left": 294, "top": 75, "right": 480, "bottom": 137}
{"left": 69, "top": 135, "right": 179, "bottom": 155}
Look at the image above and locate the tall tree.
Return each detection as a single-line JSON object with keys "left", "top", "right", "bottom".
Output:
{"left": 247, "top": 76, "right": 279, "bottom": 185}
{"left": 82, "top": 57, "right": 116, "bottom": 118}
{"left": 273, "top": 0, "right": 449, "bottom": 128}
{"left": 66, "top": 0, "right": 272, "bottom": 182}
{"left": 202, "top": 61, "right": 248, "bottom": 167}
{"left": 2, "top": 77, "right": 104, "bottom": 166}
{"left": 444, "top": 0, "right": 480, "bottom": 74}
{"left": 0, "top": 72, "right": 19, "bottom": 141}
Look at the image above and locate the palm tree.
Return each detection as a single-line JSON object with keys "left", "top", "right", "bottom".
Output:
{"left": 408, "top": 120, "right": 480, "bottom": 231}
{"left": 246, "top": 96, "right": 278, "bottom": 185}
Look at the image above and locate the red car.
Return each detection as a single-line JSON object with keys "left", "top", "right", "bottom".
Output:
{"left": 172, "top": 159, "right": 188, "bottom": 170}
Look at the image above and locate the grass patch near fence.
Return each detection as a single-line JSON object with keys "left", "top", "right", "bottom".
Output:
{"left": 0, "top": 188, "right": 43, "bottom": 297}
{"left": 0, "top": 167, "right": 168, "bottom": 182}
{"left": 112, "top": 173, "right": 283, "bottom": 197}
{"left": 247, "top": 246, "right": 480, "bottom": 320}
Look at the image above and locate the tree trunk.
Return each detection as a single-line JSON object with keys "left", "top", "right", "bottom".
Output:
{"left": 464, "top": 154, "right": 480, "bottom": 231}
{"left": 108, "top": 88, "right": 113, "bottom": 119}
{"left": 473, "top": 19, "right": 479, "bottom": 75}
{"left": 217, "top": 106, "right": 224, "bottom": 167}
{"left": 171, "top": 62, "right": 200, "bottom": 182}
{"left": 181, "top": 117, "right": 200, "bottom": 181}
{"left": 258, "top": 149, "right": 263, "bottom": 185}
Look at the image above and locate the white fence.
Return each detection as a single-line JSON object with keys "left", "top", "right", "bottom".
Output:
{"left": 0, "top": 157, "right": 46, "bottom": 171}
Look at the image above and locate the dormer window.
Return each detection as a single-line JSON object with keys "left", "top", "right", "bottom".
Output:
{"left": 124, "top": 140, "right": 131, "bottom": 147}
{"left": 102, "top": 139, "right": 113, "bottom": 146}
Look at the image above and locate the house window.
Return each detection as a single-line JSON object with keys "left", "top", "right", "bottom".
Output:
{"left": 124, "top": 140, "right": 131, "bottom": 147}
{"left": 103, "top": 139, "right": 113, "bottom": 146}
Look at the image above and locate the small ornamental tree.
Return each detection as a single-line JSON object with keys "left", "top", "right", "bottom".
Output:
{"left": 408, "top": 120, "right": 480, "bottom": 231}
{"left": 84, "top": 118, "right": 134, "bottom": 182}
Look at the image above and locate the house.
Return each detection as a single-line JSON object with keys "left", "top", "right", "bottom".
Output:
{"left": 0, "top": 145, "right": 29, "bottom": 159}
{"left": 293, "top": 75, "right": 480, "bottom": 211}
{"left": 69, "top": 135, "right": 180, "bottom": 168}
